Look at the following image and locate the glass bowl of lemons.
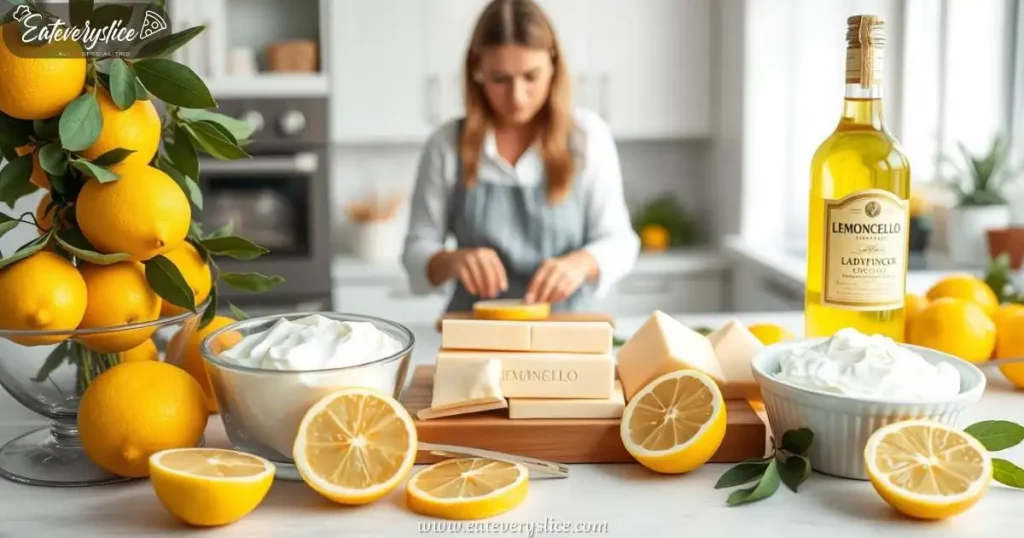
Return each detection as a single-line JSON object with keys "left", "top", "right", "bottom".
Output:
{"left": 0, "top": 299, "right": 211, "bottom": 487}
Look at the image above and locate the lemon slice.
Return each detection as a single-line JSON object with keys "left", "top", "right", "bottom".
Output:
{"left": 864, "top": 419, "right": 992, "bottom": 520}
{"left": 292, "top": 387, "right": 418, "bottom": 505}
{"left": 620, "top": 369, "right": 727, "bottom": 474}
{"left": 406, "top": 457, "right": 529, "bottom": 520}
{"left": 149, "top": 448, "right": 275, "bottom": 527}
{"left": 473, "top": 299, "right": 550, "bottom": 320}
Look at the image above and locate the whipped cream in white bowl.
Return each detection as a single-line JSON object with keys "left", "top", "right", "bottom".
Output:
{"left": 200, "top": 312, "right": 413, "bottom": 479}
{"left": 751, "top": 328, "right": 985, "bottom": 481}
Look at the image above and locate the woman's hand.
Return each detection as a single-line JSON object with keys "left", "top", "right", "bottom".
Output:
{"left": 451, "top": 247, "right": 508, "bottom": 299}
{"left": 525, "top": 251, "right": 598, "bottom": 304}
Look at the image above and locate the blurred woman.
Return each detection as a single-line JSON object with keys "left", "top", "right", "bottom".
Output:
{"left": 401, "top": 0, "right": 639, "bottom": 313}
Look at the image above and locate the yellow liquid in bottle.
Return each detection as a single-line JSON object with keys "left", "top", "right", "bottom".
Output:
{"left": 804, "top": 96, "right": 911, "bottom": 341}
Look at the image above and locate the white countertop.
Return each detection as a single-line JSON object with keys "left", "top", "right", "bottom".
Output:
{"left": 721, "top": 235, "right": 1001, "bottom": 294}
{"left": 2, "top": 312, "right": 1023, "bottom": 537}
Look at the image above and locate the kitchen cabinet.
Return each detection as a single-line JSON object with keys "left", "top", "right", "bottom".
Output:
{"left": 326, "top": 0, "right": 711, "bottom": 143}
{"left": 595, "top": 269, "right": 727, "bottom": 317}
{"left": 728, "top": 255, "right": 805, "bottom": 312}
{"left": 330, "top": 0, "right": 434, "bottom": 143}
{"left": 590, "top": 0, "right": 711, "bottom": 139}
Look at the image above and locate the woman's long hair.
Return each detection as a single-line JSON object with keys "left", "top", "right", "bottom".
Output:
{"left": 461, "top": 0, "right": 575, "bottom": 203}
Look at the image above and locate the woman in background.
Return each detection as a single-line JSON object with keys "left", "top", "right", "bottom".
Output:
{"left": 401, "top": 0, "right": 639, "bottom": 313}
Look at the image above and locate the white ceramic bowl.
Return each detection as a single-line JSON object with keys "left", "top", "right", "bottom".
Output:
{"left": 750, "top": 338, "right": 986, "bottom": 480}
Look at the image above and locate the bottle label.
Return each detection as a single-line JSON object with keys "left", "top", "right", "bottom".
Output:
{"left": 822, "top": 189, "right": 908, "bottom": 310}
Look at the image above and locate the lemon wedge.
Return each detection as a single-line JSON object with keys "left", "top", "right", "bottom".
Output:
{"left": 406, "top": 457, "right": 529, "bottom": 520}
{"left": 292, "top": 387, "right": 418, "bottom": 505}
{"left": 149, "top": 448, "right": 275, "bottom": 527}
{"left": 620, "top": 369, "right": 727, "bottom": 474}
{"left": 473, "top": 299, "right": 550, "bottom": 320}
{"left": 864, "top": 419, "right": 992, "bottom": 520}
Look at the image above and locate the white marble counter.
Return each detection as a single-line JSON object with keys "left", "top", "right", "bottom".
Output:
{"left": 2, "top": 312, "right": 1024, "bottom": 537}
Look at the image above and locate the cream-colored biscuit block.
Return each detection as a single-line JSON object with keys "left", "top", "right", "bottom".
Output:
{"left": 707, "top": 319, "right": 764, "bottom": 400}
{"left": 508, "top": 381, "right": 625, "bottom": 419}
{"left": 441, "top": 319, "right": 532, "bottom": 351}
{"left": 436, "top": 350, "right": 615, "bottom": 399}
{"left": 616, "top": 310, "right": 726, "bottom": 402}
{"left": 417, "top": 357, "right": 507, "bottom": 420}
{"left": 530, "top": 321, "right": 613, "bottom": 353}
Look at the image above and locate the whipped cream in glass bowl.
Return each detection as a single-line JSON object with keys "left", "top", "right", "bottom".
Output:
{"left": 200, "top": 313, "right": 413, "bottom": 479}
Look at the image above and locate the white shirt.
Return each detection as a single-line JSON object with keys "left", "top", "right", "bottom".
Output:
{"left": 401, "top": 107, "right": 640, "bottom": 299}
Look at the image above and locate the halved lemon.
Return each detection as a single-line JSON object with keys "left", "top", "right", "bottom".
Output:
{"left": 864, "top": 419, "right": 992, "bottom": 520}
{"left": 292, "top": 387, "right": 418, "bottom": 505}
{"left": 406, "top": 457, "right": 528, "bottom": 520}
{"left": 148, "top": 448, "right": 275, "bottom": 527}
{"left": 473, "top": 299, "right": 550, "bottom": 320}
{"left": 620, "top": 369, "right": 726, "bottom": 474}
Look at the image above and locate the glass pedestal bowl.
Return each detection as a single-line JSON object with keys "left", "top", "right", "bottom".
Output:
{"left": 0, "top": 301, "right": 209, "bottom": 487}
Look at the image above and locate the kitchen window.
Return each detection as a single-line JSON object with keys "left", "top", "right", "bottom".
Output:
{"left": 745, "top": 0, "right": 1019, "bottom": 249}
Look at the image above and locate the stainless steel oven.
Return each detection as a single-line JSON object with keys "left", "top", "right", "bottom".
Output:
{"left": 196, "top": 97, "right": 333, "bottom": 314}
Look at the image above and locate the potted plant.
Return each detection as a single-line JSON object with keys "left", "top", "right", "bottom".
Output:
{"left": 941, "top": 136, "right": 1020, "bottom": 266}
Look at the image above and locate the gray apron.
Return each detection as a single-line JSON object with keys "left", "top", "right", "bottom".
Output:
{"left": 445, "top": 124, "right": 593, "bottom": 313}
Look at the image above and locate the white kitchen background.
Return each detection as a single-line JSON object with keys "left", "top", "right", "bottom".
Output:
{"left": 2, "top": 0, "right": 1020, "bottom": 321}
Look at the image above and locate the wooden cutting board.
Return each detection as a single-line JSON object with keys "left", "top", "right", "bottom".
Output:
{"left": 434, "top": 311, "right": 616, "bottom": 332}
{"left": 400, "top": 366, "right": 767, "bottom": 465}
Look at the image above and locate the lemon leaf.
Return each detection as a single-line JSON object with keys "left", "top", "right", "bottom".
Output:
{"left": 165, "top": 124, "right": 199, "bottom": 180}
{"left": 59, "top": 91, "right": 102, "bottom": 151}
{"left": 0, "top": 111, "right": 31, "bottom": 148}
{"left": 777, "top": 454, "right": 811, "bottom": 493}
{"left": 0, "top": 153, "right": 35, "bottom": 206}
{"left": 144, "top": 254, "right": 196, "bottom": 312}
{"left": 0, "top": 231, "right": 51, "bottom": 270}
{"left": 726, "top": 459, "right": 781, "bottom": 506}
{"left": 198, "top": 283, "right": 217, "bottom": 329}
{"left": 228, "top": 302, "right": 250, "bottom": 321}
{"left": 992, "top": 458, "right": 1024, "bottom": 488}
{"left": 204, "top": 220, "right": 234, "bottom": 239}
{"left": 184, "top": 121, "right": 249, "bottom": 160}
{"left": 200, "top": 235, "right": 268, "bottom": 260}
{"left": 55, "top": 229, "right": 130, "bottom": 265}
{"left": 38, "top": 143, "right": 67, "bottom": 175}
{"left": 69, "top": 0, "right": 94, "bottom": 28}
{"left": 89, "top": 148, "right": 134, "bottom": 167}
{"left": 965, "top": 420, "right": 1024, "bottom": 452}
{"left": 219, "top": 271, "right": 284, "bottom": 292}
{"left": 714, "top": 459, "right": 770, "bottom": 489}
{"left": 70, "top": 158, "right": 118, "bottom": 183}
{"left": 136, "top": 25, "right": 205, "bottom": 59}
{"left": 132, "top": 58, "right": 216, "bottom": 109}
{"left": 0, "top": 213, "right": 19, "bottom": 240}
{"left": 178, "top": 109, "right": 255, "bottom": 142}
{"left": 780, "top": 428, "right": 814, "bottom": 456}
{"left": 108, "top": 58, "right": 137, "bottom": 110}
{"left": 32, "top": 118, "right": 59, "bottom": 141}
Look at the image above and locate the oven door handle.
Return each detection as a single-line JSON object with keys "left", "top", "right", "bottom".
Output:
{"left": 198, "top": 152, "right": 319, "bottom": 176}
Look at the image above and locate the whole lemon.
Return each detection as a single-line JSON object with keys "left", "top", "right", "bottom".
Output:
{"left": 76, "top": 164, "right": 191, "bottom": 261}
{"left": 926, "top": 274, "right": 1000, "bottom": 318}
{"left": 121, "top": 338, "right": 158, "bottom": 362}
{"left": 78, "top": 361, "right": 208, "bottom": 478}
{"left": 0, "top": 251, "right": 87, "bottom": 345}
{"left": 0, "top": 23, "right": 86, "bottom": 120}
{"left": 159, "top": 242, "right": 212, "bottom": 317}
{"left": 76, "top": 262, "right": 162, "bottom": 353}
{"left": 908, "top": 297, "right": 996, "bottom": 363}
{"left": 904, "top": 293, "right": 929, "bottom": 320}
{"left": 79, "top": 87, "right": 161, "bottom": 167}
{"left": 640, "top": 224, "right": 670, "bottom": 251}
{"left": 994, "top": 307, "right": 1024, "bottom": 388}
{"left": 15, "top": 145, "right": 49, "bottom": 189}
{"left": 167, "top": 316, "right": 241, "bottom": 414}
{"left": 747, "top": 323, "right": 796, "bottom": 345}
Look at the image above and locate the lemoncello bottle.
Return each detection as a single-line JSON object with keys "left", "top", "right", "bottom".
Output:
{"left": 805, "top": 15, "right": 911, "bottom": 341}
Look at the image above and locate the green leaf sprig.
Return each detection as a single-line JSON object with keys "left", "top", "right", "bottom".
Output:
{"left": 964, "top": 420, "right": 1024, "bottom": 488}
{"left": 715, "top": 428, "right": 814, "bottom": 506}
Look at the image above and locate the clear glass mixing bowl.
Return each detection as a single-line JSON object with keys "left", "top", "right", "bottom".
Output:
{"left": 0, "top": 299, "right": 210, "bottom": 487}
{"left": 200, "top": 312, "right": 414, "bottom": 480}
